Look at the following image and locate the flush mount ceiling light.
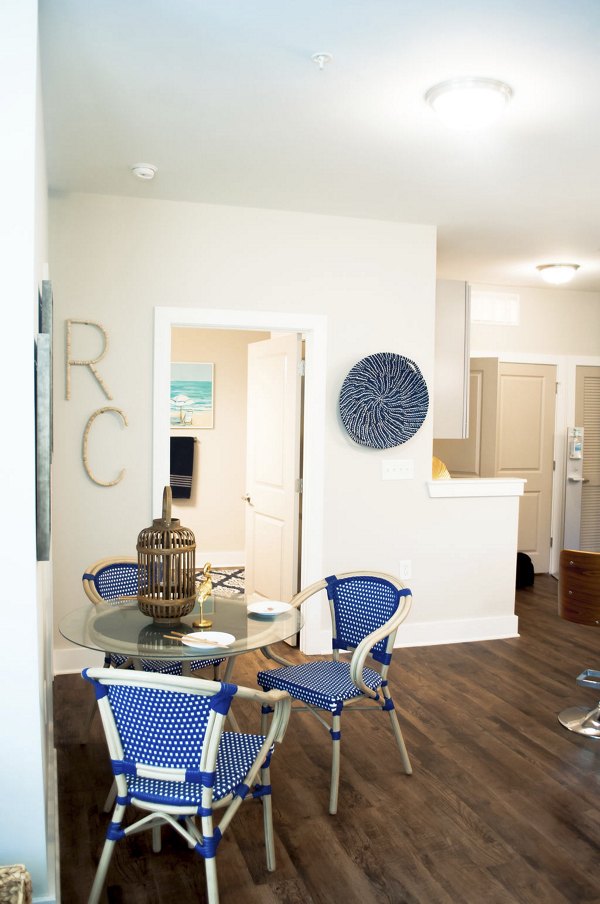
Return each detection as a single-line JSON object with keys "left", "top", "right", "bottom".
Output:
{"left": 536, "top": 263, "right": 580, "bottom": 285}
{"left": 425, "top": 77, "right": 513, "bottom": 130}
{"left": 131, "top": 163, "right": 157, "bottom": 181}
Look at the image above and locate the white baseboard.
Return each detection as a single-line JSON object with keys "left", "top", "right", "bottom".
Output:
{"left": 54, "top": 647, "right": 104, "bottom": 676}
{"left": 396, "top": 614, "right": 519, "bottom": 647}
{"left": 302, "top": 614, "right": 519, "bottom": 656}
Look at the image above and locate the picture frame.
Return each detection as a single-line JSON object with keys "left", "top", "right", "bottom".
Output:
{"left": 170, "top": 361, "right": 214, "bottom": 429}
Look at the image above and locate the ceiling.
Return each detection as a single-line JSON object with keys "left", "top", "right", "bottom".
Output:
{"left": 39, "top": 0, "right": 600, "bottom": 291}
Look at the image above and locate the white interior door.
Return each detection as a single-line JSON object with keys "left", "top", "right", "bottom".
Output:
{"left": 496, "top": 362, "right": 556, "bottom": 572}
{"left": 576, "top": 366, "right": 600, "bottom": 551}
{"left": 244, "top": 333, "right": 302, "bottom": 601}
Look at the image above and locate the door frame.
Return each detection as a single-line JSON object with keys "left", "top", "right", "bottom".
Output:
{"left": 472, "top": 349, "right": 600, "bottom": 574}
{"left": 153, "top": 306, "right": 327, "bottom": 653}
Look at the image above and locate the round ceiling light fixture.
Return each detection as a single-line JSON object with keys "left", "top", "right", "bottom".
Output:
{"left": 536, "top": 263, "right": 580, "bottom": 285}
{"left": 425, "top": 77, "right": 513, "bottom": 130}
{"left": 131, "top": 163, "right": 157, "bottom": 181}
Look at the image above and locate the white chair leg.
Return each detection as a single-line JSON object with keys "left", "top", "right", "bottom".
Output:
{"left": 204, "top": 856, "right": 220, "bottom": 904}
{"left": 186, "top": 816, "right": 199, "bottom": 848}
{"left": 226, "top": 708, "right": 240, "bottom": 731}
{"left": 88, "top": 803, "right": 125, "bottom": 904}
{"left": 152, "top": 823, "right": 162, "bottom": 853}
{"left": 222, "top": 657, "right": 240, "bottom": 727}
{"left": 382, "top": 688, "right": 412, "bottom": 774}
{"left": 261, "top": 764, "right": 276, "bottom": 871}
{"left": 102, "top": 780, "right": 117, "bottom": 813}
{"left": 329, "top": 713, "right": 341, "bottom": 815}
{"left": 222, "top": 657, "right": 237, "bottom": 682}
{"left": 388, "top": 709, "right": 412, "bottom": 774}
{"left": 261, "top": 703, "right": 271, "bottom": 735}
{"left": 88, "top": 841, "right": 115, "bottom": 904}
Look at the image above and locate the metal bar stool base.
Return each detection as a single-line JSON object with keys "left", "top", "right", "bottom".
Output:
{"left": 558, "top": 704, "right": 600, "bottom": 738}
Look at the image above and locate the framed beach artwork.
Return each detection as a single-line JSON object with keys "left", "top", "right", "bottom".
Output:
{"left": 170, "top": 361, "right": 214, "bottom": 429}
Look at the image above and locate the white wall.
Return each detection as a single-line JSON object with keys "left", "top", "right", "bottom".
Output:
{"left": 0, "top": 3, "right": 55, "bottom": 900}
{"left": 471, "top": 283, "right": 600, "bottom": 355}
{"left": 170, "top": 327, "right": 268, "bottom": 560}
{"left": 50, "top": 192, "right": 522, "bottom": 672}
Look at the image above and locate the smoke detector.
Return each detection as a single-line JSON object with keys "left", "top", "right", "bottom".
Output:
{"left": 131, "top": 163, "right": 157, "bottom": 181}
{"left": 312, "top": 52, "right": 333, "bottom": 70}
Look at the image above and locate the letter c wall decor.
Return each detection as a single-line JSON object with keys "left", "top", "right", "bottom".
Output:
{"left": 82, "top": 407, "right": 129, "bottom": 487}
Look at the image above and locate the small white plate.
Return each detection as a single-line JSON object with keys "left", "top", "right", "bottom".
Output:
{"left": 179, "top": 631, "right": 235, "bottom": 649}
{"left": 247, "top": 600, "right": 292, "bottom": 618}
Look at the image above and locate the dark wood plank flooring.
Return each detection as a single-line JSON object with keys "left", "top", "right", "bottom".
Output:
{"left": 54, "top": 575, "right": 600, "bottom": 903}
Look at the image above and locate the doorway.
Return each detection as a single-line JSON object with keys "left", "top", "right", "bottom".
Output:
{"left": 576, "top": 365, "right": 600, "bottom": 551}
{"left": 434, "top": 357, "right": 557, "bottom": 572}
{"left": 495, "top": 361, "right": 556, "bottom": 572}
{"left": 152, "top": 306, "right": 327, "bottom": 654}
{"left": 168, "top": 326, "right": 303, "bottom": 603}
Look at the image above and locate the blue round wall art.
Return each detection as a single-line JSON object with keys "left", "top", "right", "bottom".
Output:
{"left": 339, "top": 352, "right": 429, "bottom": 449}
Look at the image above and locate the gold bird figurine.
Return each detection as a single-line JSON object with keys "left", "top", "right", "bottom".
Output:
{"left": 193, "top": 562, "right": 213, "bottom": 628}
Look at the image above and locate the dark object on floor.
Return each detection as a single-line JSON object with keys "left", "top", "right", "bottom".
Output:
{"left": 516, "top": 551, "right": 534, "bottom": 589}
{"left": 170, "top": 436, "right": 194, "bottom": 499}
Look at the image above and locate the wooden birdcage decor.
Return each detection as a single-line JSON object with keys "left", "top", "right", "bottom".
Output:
{"left": 136, "top": 485, "right": 196, "bottom": 622}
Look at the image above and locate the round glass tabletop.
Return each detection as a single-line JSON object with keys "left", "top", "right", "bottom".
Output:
{"left": 59, "top": 593, "right": 302, "bottom": 660}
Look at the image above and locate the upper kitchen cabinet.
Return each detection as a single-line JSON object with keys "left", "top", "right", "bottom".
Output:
{"left": 433, "top": 279, "right": 470, "bottom": 439}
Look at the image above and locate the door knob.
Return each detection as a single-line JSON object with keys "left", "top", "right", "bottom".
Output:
{"left": 241, "top": 494, "right": 254, "bottom": 506}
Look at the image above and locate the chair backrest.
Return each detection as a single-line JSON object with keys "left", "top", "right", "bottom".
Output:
{"left": 83, "top": 557, "right": 138, "bottom": 605}
{"left": 324, "top": 572, "right": 411, "bottom": 664}
{"left": 83, "top": 668, "right": 290, "bottom": 803}
{"left": 558, "top": 549, "right": 600, "bottom": 626}
{"left": 84, "top": 668, "right": 237, "bottom": 789}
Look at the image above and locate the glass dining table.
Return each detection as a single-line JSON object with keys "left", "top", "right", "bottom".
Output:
{"left": 59, "top": 592, "right": 303, "bottom": 681}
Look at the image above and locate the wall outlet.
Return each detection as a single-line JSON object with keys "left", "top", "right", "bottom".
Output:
{"left": 381, "top": 459, "right": 414, "bottom": 480}
{"left": 399, "top": 560, "right": 411, "bottom": 580}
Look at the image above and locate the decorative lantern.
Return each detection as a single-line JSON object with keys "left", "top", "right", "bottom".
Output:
{"left": 136, "top": 485, "right": 196, "bottom": 622}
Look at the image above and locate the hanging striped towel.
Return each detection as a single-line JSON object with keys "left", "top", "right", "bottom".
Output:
{"left": 170, "top": 436, "right": 195, "bottom": 499}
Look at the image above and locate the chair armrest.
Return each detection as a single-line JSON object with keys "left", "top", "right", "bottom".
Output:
{"left": 288, "top": 577, "right": 328, "bottom": 608}
{"left": 259, "top": 643, "right": 298, "bottom": 668}
{"left": 235, "top": 686, "right": 292, "bottom": 744}
{"left": 350, "top": 590, "right": 412, "bottom": 695}
{"left": 256, "top": 578, "right": 330, "bottom": 667}
{"left": 264, "top": 690, "right": 292, "bottom": 744}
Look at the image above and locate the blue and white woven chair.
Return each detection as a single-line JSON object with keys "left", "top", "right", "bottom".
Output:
{"left": 82, "top": 557, "right": 225, "bottom": 677}
{"left": 83, "top": 557, "right": 229, "bottom": 813}
{"left": 257, "top": 571, "right": 413, "bottom": 814}
{"left": 83, "top": 668, "right": 291, "bottom": 904}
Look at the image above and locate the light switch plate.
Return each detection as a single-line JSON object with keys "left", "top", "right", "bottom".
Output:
{"left": 381, "top": 459, "right": 414, "bottom": 480}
